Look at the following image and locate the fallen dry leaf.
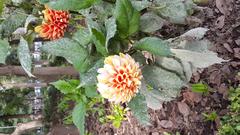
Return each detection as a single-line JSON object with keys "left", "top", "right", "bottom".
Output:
{"left": 177, "top": 102, "right": 190, "bottom": 117}
{"left": 218, "top": 83, "right": 228, "bottom": 99}
{"left": 159, "top": 120, "right": 174, "bottom": 128}
{"left": 183, "top": 91, "right": 202, "bottom": 103}
{"left": 223, "top": 43, "right": 233, "bottom": 53}
{"left": 230, "top": 61, "right": 240, "bottom": 68}
{"left": 209, "top": 70, "right": 222, "bottom": 86}
{"left": 233, "top": 48, "right": 240, "bottom": 59}
{"left": 216, "top": 0, "right": 228, "bottom": 15}
{"left": 215, "top": 15, "right": 225, "bottom": 29}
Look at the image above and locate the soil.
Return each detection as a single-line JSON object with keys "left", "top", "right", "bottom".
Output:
{"left": 49, "top": 0, "right": 240, "bottom": 135}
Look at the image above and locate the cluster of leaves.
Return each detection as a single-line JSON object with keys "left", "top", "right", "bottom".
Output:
{"left": 0, "top": 87, "right": 32, "bottom": 134}
{"left": 0, "top": 0, "right": 225, "bottom": 134}
{"left": 51, "top": 79, "right": 101, "bottom": 134}
{"left": 202, "top": 111, "right": 217, "bottom": 122}
{"left": 106, "top": 104, "right": 127, "bottom": 128}
{"left": 218, "top": 87, "right": 240, "bottom": 135}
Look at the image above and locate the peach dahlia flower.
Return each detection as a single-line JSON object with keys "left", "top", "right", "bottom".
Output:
{"left": 97, "top": 53, "right": 142, "bottom": 103}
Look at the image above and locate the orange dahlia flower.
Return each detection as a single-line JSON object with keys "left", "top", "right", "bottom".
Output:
{"left": 35, "top": 7, "right": 70, "bottom": 40}
{"left": 35, "top": 23, "right": 65, "bottom": 40}
{"left": 97, "top": 53, "right": 142, "bottom": 103}
{"left": 43, "top": 7, "right": 69, "bottom": 29}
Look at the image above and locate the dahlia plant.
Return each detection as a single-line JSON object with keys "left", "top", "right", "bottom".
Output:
{"left": 0, "top": 0, "right": 224, "bottom": 134}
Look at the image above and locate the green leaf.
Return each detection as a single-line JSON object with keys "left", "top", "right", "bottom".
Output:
{"left": 140, "top": 12, "right": 165, "bottom": 33}
{"left": 140, "top": 80, "right": 172, "bottom": 110}
{"left": 191, "top": 83, "right": 208, "bottom": 93}
{"left": 1, "top": 10, "right": 27, "bottom": 37}
{"left": 91, "top": 29, "right": 108, "bottom": 56}
{"left": 52, "top": 80, "right": 79, "bottom": 94}
{"left": 85, "top": 85, "right": 98, "bottom": 98}
{"left": 81, "top": 1, "right": 114, "bottom": 22}
{"left": 0, "top": 39, "right": 10, "bottom": 64}
{"left": 153, "top": 0, "right": 191, "bottom": 24}
{"left": 171, "top": 48, "right": 225, "bottom": 68}
{"left": 131, "top": 0, "right": 151, "bottom": 11}
{"left": 181, "top": 27, "right": 209, "bottom": 40}
{"left": 168, "top": 34, "right": 224, "bottom": 81}
{"left": 131, "top": 52, "right": 146, "bottom": 66}
{"left": 155, "top": 56, "right": 187, "bottom": 81}
{"left": 73, "top": 28, "right": 92, "bottom": 46}
{"left": 42, "top": 38, "right": 88, "bottom": 72}
{"left": 37, "top": 0, "right": 49, "bottom": 4}
{"left": 78, "top": 56, "right": 92, "bottom": 73}
{"left": 0, "top": 0, "right": 6, "bottom": 15}
{"left": 202, "top": 111, "right": 217, "bottom": 121}
{"left": 46, "top": 0, "right": 98, "bottom": 10}
{"left": 114, "top": 0, "right": 140, "bottom": 39}
{"left": 72, "top": 102, "right": 86, "bottom": 134}
{"left": 13, "top": 15, "right": 38, "bottom": 36}
{"left": 105, "top": 17, "right": 117, "bottom": 51}
{"left": 128, "top": 94, "right": 151, "bottom": 126}
{"left": 17, "top": 37, "right": 34, "bottom": 77}
{"left": 134, "top": 37, "right": 172, "bottom": 56}
{"left": 142, "top": 65, "right": 185, "bottom": 99}
{"left": 80, "top": 59, "right": 104, "bottom": 87}
{"left": 86, "top": 17, "right": 101, "bottom": 31}
{"left": 12, "top": 0, "right": 24, "bottom": 4}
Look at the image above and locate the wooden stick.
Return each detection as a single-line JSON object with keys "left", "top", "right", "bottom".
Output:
{"left": 1, "top": 83, "right": 48, "bottom": 89}
{"left": 0, "top": 121, "right": 43, "bottom": 135}
{"left": 0, "top": 66, "right": 79, "bottom": 77}
{"left": 11, "top": 120, "right": 43, "bottom": 135}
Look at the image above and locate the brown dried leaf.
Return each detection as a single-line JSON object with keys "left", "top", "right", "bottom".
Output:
{"left": 216, "top": 0, "right": 228, "bottom": 15}
{"left": 218, "top": 83, "right": 228, "bottom": 99}
{"left": 183, "top": 91, "right": 202, "bottom": 103}
{"left": 159, "top": 120, "right": 173, "bottom": 128}
{"left": 209, "top": 71, "right": 222, "bottom": 86}
{"left": 215, "top": 15, "right": 225, "bottom": 29}
{"left": 233, "top": 48, "right": 240, "bottom": 59}
{"left": 177, "top": 102, "right": 190, "bottom": 117}
{"left": 223, "top": 43, "right": 233, "bottom": 53}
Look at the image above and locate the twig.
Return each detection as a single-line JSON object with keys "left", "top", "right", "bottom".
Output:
{"left": 11, "top": 120, "right": 43, "bottom": 135}
{"left": 1, "top": 83, "right": 48, "bottom": 89}
{"left": 0, "top": 66, "right": 79, "bottom": 77}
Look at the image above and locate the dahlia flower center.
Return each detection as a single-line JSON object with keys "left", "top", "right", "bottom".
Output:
{"left": 111, "top": 68, "right": 137, "bottom": 93}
